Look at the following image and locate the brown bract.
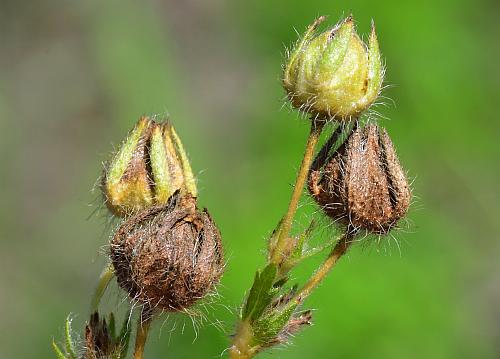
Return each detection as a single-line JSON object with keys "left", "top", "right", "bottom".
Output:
{"left": 308, "top": 123, "right": 411, "bottom": 234}
{"left": 110, "top": 195, "right": 224, "bottom": 311}
{"left": 83, "top": 313, "right": 117, "bottom": 359}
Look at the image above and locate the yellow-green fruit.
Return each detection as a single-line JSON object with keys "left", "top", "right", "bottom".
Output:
{"left": 102, "top": 116, "right": 197, "bottom": 217}
{"left": 103, "top": 117, "right": 154, "bottom": 217}
{"left": 283, "top": 16, "right": 384, "bottom": 121}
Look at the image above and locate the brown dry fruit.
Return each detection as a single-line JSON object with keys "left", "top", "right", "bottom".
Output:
{"left": 308, "top": 123, "right": 411, "bottom": 234}
{"left": 110, "top": 194, "right": 224, "bottom": 311}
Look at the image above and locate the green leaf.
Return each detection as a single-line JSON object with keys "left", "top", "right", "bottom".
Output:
{"left": 272, "top": 276, "right": 288, "bottom": 288}
{"left": 118, "top": 309, "right": 132, "bottom": 358}
{"left": 64, "top": 316, "right": 77, "bottom": 359}
{"left": 242, "top": 264, "right": 277, "bottom": 322}
{"left": 253, "top": 303, "right": 298, "bottom": 345}
{"left": 91, "top": 264, "right": 115, "bottom": 312}
{"left": 267, "top": 217, "right": 283, "bottom": 260}
{"left": 51, "top": 340, "right": 67, "bottom": 359}
{"left": 108, "top": 312, "right": 116, "bottom": 340}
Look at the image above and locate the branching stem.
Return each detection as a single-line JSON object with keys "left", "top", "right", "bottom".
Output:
{"left": 229, "top": 320, "right": 258, "bottom": 359}
{"left": 270, "top": 121, "right": 324, "bottom": 264}
{"left": 231, "top": 120, "right": 325, "bottom": 359}
{"left": 294, "top": 233, "right": 353, "bottom": 304}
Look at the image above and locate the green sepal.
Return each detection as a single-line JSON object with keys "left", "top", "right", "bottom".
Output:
{"left": 362, "top": 21, "right": 384, "bottom": 106}
{"left": 242, "top": 264, "right": 278, "bottom": 322}
{"left": 64, "top": 315, "right": 77, "bottom": 359}
{"left": 296, "top": 31, "right": 330, "bottom": 95}
{"left": 52, "top": 340, "right": 67, "bottom": 359}
{"left": 283, "top": 16, "right": 326, "bottom": 90}
{"left": 150, "top": 124, "right": 173, "bottom": 202}
{"left": 170, "top": 125, "right": 197, "bottom": 198}
{"left": 315, "top": 17, "right": 353, "bottom": 81}
{"left": 107, "top": 117, "right": 150, "bottom": 186}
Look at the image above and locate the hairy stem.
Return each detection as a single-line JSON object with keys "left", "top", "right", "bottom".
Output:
{"left": 295, "top": 233, "right": 353, "bottom": 304}
{"left": 229, "top": 320, "right": 258, "bottom": 359}
{"left": 90, "top": 263, "right": 114, "bottom": 312}
{"left": 270, "top": 121, "right": 324, "bottom": 264}
{"left": 133, "top": 310, "right": 153, "bottom": 359}
{"left": 231, "top": 121, "right": 324, "bottom": 359}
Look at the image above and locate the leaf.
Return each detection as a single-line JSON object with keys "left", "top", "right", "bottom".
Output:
{"left": 272, "top": 276, "right": 288, "bottom": 288}
{"left": 64, "top": 316, "right": 77, "bottom": 359}
{"left": 267, "top": 217, "right": 283, "bottom": 260}
{"left": 118, "top": 309, "right": 132, "bottom": 358}
{"left": 51, "top": 340, "right": 67, "bottom": 359}
{"left": 253, "top": 303, "right": 298, "bottom": 345}
{"left": 242, "top": 264, "right": 277, "bottom": 322}
{"left": 108, "top": 312, "right": 116, "bottom": 339}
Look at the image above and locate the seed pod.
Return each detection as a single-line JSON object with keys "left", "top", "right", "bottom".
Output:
{"left": 110, "top": 195, "right": 224, "bottom": 311}
{"left": 102, "top": 116, "right": 197, "bottom": 217}
{"left": 283, "top": 16, "right": 383, "bottom": 121}
{"left": 308, "top": 123, "right": 411, "bottom": 234}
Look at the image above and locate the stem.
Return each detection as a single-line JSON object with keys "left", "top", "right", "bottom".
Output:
{"left": 229, "top": 320, "right": 259, "bottom": 359}
{"left": 294, "top": 233, "right": 353, "bottom": 304}
{"left": 270, "top": 121, "right": 324, "bottom": 264}
{"left": 90, "top": 263, "right": 114, "bottom": 312}
{"left": 133, "top": 309, "right": 153, "bottom": 359}
{"left": 230, "top": 121, "right": 324, "bottom": 359}
{"left": 230, "top": 234, "right": 353, "bottom": 359}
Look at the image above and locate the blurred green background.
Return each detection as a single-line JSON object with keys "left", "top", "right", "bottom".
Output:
{"left": 1, "top": 0, "right": 499, "bottom": 358}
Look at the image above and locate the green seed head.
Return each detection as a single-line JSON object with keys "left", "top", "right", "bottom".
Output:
{"left": 102, "top": 116, "right": 197, "bottom": 217}
{"left": 283, "top": 16, "right": 384, "bottom": 121}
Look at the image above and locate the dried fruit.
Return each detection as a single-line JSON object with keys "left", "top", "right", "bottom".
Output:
{"left": 102, "top": 116, "right": 197, "bottom": 217}
{"left": 283, "top": 16, "right": 383, "bottom": 121}
{"left": 110, "top": 194, "right": 224, "bottom": 311}
{"left": 308, "top": 123, "right": 411, "bottom": 234}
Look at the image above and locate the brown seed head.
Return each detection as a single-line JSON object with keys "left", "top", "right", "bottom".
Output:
{"left": 110, "top": 194, "right": 224, "bottom": 311}
{"left": 308, "top": 123, "right": 411, "bottom": 234}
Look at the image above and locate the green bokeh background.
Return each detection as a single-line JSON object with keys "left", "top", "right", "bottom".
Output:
{"left": 1, "top": 0, "right": 499, "bottom": 358}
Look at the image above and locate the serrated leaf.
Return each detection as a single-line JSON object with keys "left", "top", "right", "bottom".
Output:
{"left": 64, "top": 316, "right": 77, "bottom": 359}
{"left": 253, "top": 303, "right": 298, "bottom": 345}
{"left": 52, "top": 340, "right": 67, "bottom": 359}
{"left": 242, "top": 264, "right": 277, "bottom": 321}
